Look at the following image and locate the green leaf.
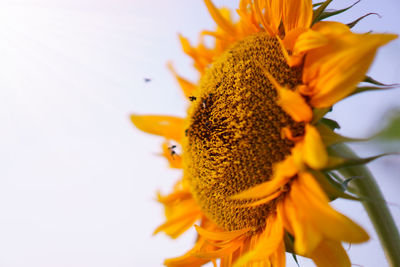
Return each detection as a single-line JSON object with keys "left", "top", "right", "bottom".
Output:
{"left": 317, "top": 0, "right": 361, "bottom": 21}
{"left": 314, "top": 171, "right": 360, "bottom": 201}
{"left": 312, "top": 0, "right": 333, "bottom": 24}
{"left": 347, "top": 13, "right": 380, "bottom": 28}
{"left": 363, "top": 75, "right": 394, "bottom": 86}
{"left": 350, "top": 85, "right": 397, "bottom": 96}
{"left": 312, "top": 107, "right": 332, "bottom": 124}
{"left": 291, "top": 253, "right": 300, "bottom": 267}
{"left": 284, "top": 232, "right": 295, "bottom": 254}
{"left": 313, "top": 2, "right": 324, "bottom": 7}
{"left": 323, "top": 153, "right": 392, "bottom": 171}
{"left": 319, "top": 118, "right": 340, "bottom": 130}
{"left": 316, "top": 123, "right": 366, "bottom": 146}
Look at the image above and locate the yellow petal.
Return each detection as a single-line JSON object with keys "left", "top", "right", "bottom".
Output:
{"left": 157, "top": 193, "right": 201, "bottom": 239}
{"left": 271, "top": 239, "right": 286, "bottom": 267}
{"left": 165, "top": 256, "right": 208, "bottom": 267}
{"left": 291, "top": 142, "right": 306, "bottom": 171}
{"left": 311, "top": 35, "right": 397, "bottom": 107}
{"left": 231, "top": 156, "right": 297, "bottom": 200}
{"left": 253, "top": 0, "right": 274, "bottom": 35}
{"left": 164, "top": 240, "right": 209, "bottom": 267}
{"left": 297, "top": 172, "right": 369, "bottom": 243}
{"left": 193, "top": 239, "right": 242, "bottom": 259}
{"left": 238, "top": 191, "right": 283, "bottom": 207}
{"left": 282, "top": 27, "right": 308, "bottom": 51}
{"left": 301, "top": 23, "right": 397, "bottom": 107}
{"left": 311, "top": 239, "right": 351, "bottom": 267}
{"left": 277, "top": 86, "right": 313, "bottom": 122}
{"left": 179, "top": 34, "right": 194, "bottom": 57}
{"left": 130, "top": 114, "right": 185, "bottom": 142}
{"left": 153, "top": 210, "right": 200, "bottom": 238}
{"left": 293, "top": 29, "right": 328, "bottom": 55}
{"left": 237, "top": 0, "right": 260, "bottom": 32}
{"left": 178, "top": 34, "right": 212, "bottom": 74}
{"left": 251, "top": 214, "right": 284, "bottom": 259}
{"left": 277, "top": 201, "right": 294, "bottom": 234}
{"left": 261, "top": 65, "right": 313, "bottom": 122}
{"left": 230, "top": 178, "right": 286, "bottom": 200}
{"left": 281, "top": 28, "right": 310, "bottom": 66}
{"left": 284, "top": 190, "right": 322, "bottom": 255}
{"left": 204, "top": 0, "right": 236, "bottom": 35}
{"left": 234, "top": 214, "right": 284, "bottom": 266}
{"left": 282, "top": 0, "right": 312, "bottom": 34}
{"left": 311, "top": 21, "right": 350, "bottom": 36}
{"left": 167, "top": 62, "right": 197, "bottom": 98}
{"left": 157, "top": 190, "right": 191, "bottom": 205}
{"left": 161, "top": 142, "right": 182, "bottom": 169}
{"left": 194, "top": 225, "right": 250, "bottom": 241}
{"left": 281, "top": 126, "right": 303, "bottom": 141}
{"left": 261, "top": 0, "right": 283, "bottom": 36}
{"left": 302, "top": 124, "right": 328, "bottom": 169}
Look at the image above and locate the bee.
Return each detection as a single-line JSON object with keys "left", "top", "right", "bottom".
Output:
{"left": 144, "top": 78, "right": 152, "bottom": 83}
{"left": 168, "top": 145, "right": 177, "bottom": 158}
{"left": 202, "top": 93, "right": 213, "bottom": 108}
{"left": 189, "top": 96, "right": 197, "bottom": 101}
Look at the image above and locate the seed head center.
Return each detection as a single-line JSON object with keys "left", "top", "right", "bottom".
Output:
{"left": 184, "top": 33, "right": 304, "bottom": 231}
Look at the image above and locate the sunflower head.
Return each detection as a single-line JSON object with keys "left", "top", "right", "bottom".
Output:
{"left": 131, "top": 0, "right": 397, "bottom": 266}
{"left": 184, "top": 33, "right": 304, "bottom": 231}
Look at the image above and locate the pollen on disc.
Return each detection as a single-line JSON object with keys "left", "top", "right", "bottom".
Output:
{"left": 183, "top": 32, "right": 304, "bottom": 231}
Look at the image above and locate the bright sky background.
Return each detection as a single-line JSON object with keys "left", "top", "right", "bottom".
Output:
{"left": 0, "top": 0, "right": 399, "bottom": 266}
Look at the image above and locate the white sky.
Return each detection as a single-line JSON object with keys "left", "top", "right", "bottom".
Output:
{"left": 0, "top": 0, "right": 399, "bottom": 266}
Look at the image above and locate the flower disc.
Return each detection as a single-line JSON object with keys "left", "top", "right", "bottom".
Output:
{"left": 184, "top": 33, "right": 304, "bottom": 231}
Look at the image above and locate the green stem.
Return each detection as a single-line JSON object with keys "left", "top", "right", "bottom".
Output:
{"left": 332, "top": 143, "right": 400, "bottom": 267}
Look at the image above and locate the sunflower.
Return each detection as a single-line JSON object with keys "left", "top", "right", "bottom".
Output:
{"left": 131, "top": 0, "right": 397, "bottom": 266}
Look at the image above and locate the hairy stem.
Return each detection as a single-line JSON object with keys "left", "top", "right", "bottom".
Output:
{"left": 333, "top": 143, "right": 400, "bottom": 267}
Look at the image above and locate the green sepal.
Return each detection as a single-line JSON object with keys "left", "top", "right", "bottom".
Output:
{"left": 313, "top": 2, "right": 324, "bottom": 8}
{"left": 326, "top": 171, "right": 343, "bottom": 184}
{"left": 312, "top": 0, "right": 333, "bottom": 24}
{"left": 284, "top": 232, "right": 295, "bottom": 253}
{"left": 291, "top": 253, "right": 300, "bottom": 267}
{"left": 317, "top": 0, "right": 361, "bottom": 22}
{"left": 316, "top": 123, "right": 366, "bottom": 146}
{"left": 342, "top": 177, "right": 358, "bottom": 191}
{"left": 326, "top": 172, "right": 369, "bottom": 196}
{"left": 312, "top": 107, "right": 332, "bottom": 124}
{"left": 319, "top": 117, "right": 340, "bottom": 130}
{"left": 283, "top": 232, "right": 300, "bottom": 267}
{"left": 350, "top": 85, "right": 397, "bottom": 96}
{"left": 363, "top": 75, "right": 394, "bottom": 86}
{"left": 312, "top": 171, "right": 360, "bottom": 201}
{"left": 322, "top": 153, "right": 391, "bottom": 171}
{"left": 347, "top": 13, "right": 380, "bottom": 29}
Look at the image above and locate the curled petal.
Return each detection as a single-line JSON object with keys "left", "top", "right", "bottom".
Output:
{"left": 231, "top": 156, "right": 297, "bottom": 200}
{"left": 300, "top": 22, "right": 397, "bottom": 107}
{"left": 303, "top": 124, "right": 328, "bottom": 169}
